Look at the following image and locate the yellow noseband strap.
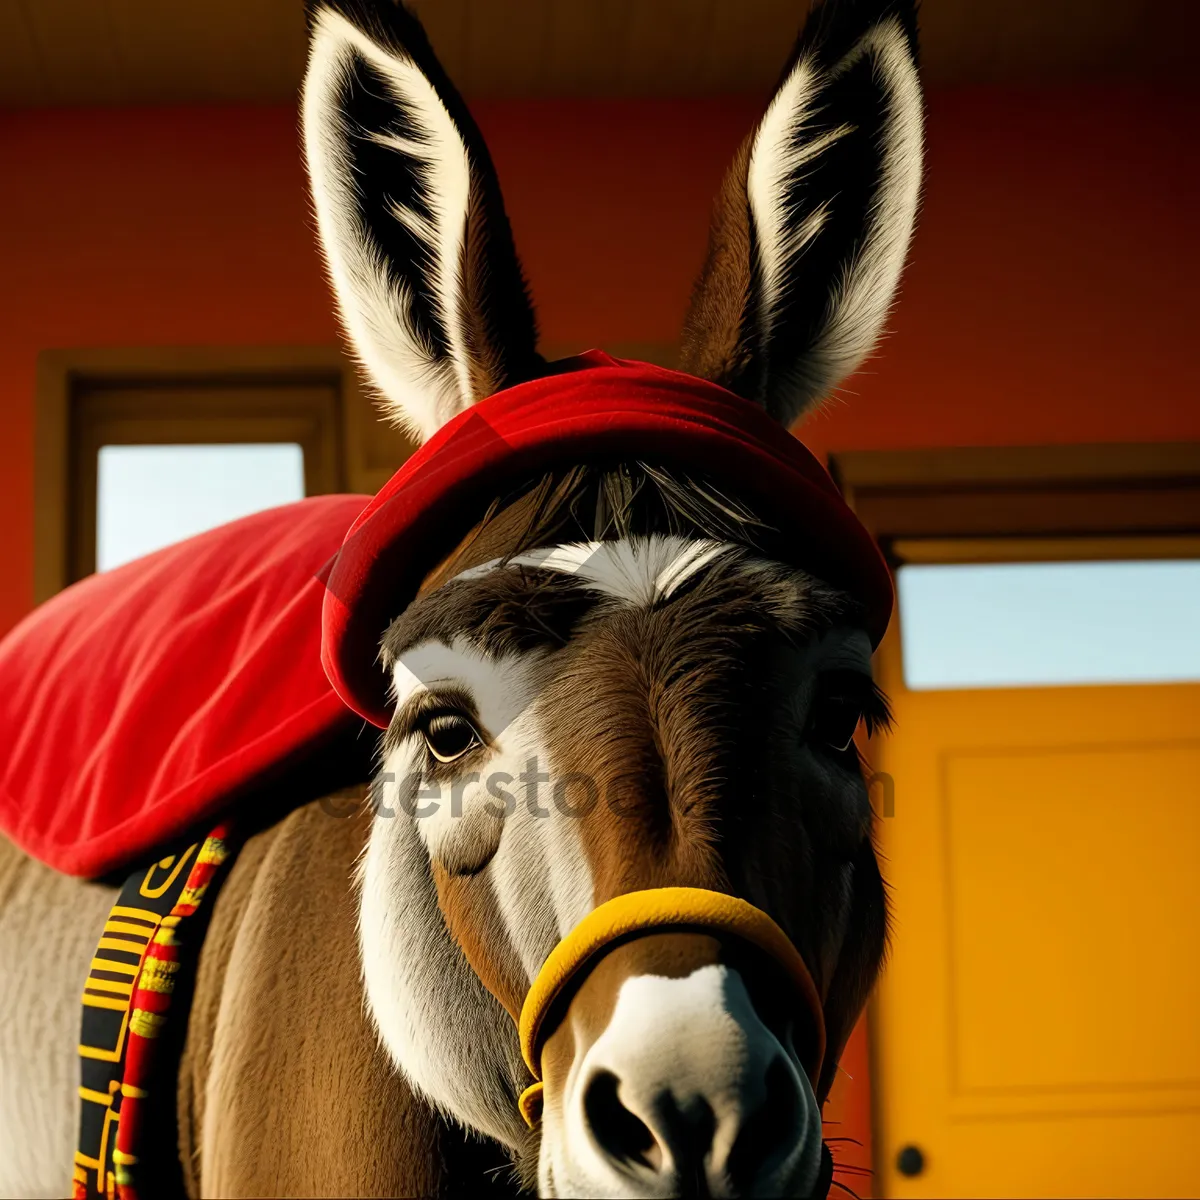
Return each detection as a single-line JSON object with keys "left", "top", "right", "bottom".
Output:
{"left": 516, "top": 886, "right": 826, "bottom": 1128}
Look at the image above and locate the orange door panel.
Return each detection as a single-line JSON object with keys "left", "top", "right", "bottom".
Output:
{"left": 872, "top": 626, "right": 1200, "bottom": 1198}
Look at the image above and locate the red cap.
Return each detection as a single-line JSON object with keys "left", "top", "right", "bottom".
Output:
{"left": 322, "top": 351, "right": 892, "bottom": 727}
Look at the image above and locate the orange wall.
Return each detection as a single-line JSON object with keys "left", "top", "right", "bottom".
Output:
{"left": 1, "top": 85, "right": 1196, "bottom": 1192}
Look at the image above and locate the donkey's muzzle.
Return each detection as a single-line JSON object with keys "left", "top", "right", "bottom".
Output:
{"left": 518, "top": 886, "right": 826, "bottom": 1127}
{"left": 518, "top": 888, "right": 830, "bottom": 1197}
{"left": 575, "top": 958, "right": 820, "bottom": 1196}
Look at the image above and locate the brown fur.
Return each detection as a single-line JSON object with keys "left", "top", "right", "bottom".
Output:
{"left": 0, "top": 836, "right": 116, "bottom": 1195}
{"left": 423, "top": 552, "right": 879, "bottom": 1096}
{"left": 380, "top": 464, "right": 887, "bottom": 1113}
{"left": 461, "top": 172, "right": 544, "bottom": 401}
{"left": 679, "top": 134, "right": 757, "bottom": 395}
{"left": 160, "top": 459, "right": 888, "bottom": 1197}
{"left": 434, "top": 865, "right": 530, "bottom": 1023}
{"left": 179, "top": 791, "right": 514, "bottom": 1198}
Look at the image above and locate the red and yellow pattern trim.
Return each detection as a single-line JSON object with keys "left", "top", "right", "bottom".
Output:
{"left": 74, "top": 826, "right": 233, "bottom": 1200}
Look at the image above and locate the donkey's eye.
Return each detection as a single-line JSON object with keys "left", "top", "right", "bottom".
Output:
{"left": 808, "top": 669, "right": 890, "bottom": 756}
{"left": 811, "top": 696, "right": 862, "bottom": 754}
{"left": 421, "top": 713, "right": 481, "bottom": 763}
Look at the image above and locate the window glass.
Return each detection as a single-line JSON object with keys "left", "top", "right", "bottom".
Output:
{"left": 96, "top": 443, "right": 305, "bottom": 572}
{"left": 897, "top": 560, "right": 1200, "bottom": 689}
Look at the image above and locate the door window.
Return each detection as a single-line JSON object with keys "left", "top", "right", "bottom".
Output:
{"left": 898, "top": 559, "right": 1200, "bottom": 688}
{"left": 96, "top": 443, "right": 305, "bottom": 572}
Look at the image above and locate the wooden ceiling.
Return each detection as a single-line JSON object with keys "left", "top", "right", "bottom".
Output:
{"left": 3, "top": 0, "right": 1195, "bottom": 107}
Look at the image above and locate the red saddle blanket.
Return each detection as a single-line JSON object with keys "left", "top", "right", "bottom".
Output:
{"left": 0, "top": 494, "right": 369, "bottom": 878}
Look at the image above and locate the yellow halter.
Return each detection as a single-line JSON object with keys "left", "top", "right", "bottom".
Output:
{"left": 516, "top": 886, "right": 826, "bottom": 1127}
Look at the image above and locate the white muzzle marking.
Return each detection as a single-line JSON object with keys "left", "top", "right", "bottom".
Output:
{"left": 540, "top": 965, "right": 823, "bottom": 1198}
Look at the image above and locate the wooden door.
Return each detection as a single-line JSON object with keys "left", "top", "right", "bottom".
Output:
{"left": 871, "top": 548, "right": 1200, "bottom": 1197}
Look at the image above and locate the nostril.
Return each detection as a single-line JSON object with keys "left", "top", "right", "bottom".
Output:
{"left": 725, "top": 1056, "right": 803, "bottom": 1189}
{"left": 584, "top": 1069, "right": 662, "bottom": 1171}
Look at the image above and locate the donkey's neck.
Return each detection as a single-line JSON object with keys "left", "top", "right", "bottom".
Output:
{"left": 179, "top": 796, "right": 520, "bottom": 1197}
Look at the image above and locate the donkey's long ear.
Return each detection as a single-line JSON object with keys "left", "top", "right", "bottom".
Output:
{"left": 680, "top": 0, "right": 923, "bottom": 428}
{"left": 303, "top": 0, "right": 540, "bottom": 442}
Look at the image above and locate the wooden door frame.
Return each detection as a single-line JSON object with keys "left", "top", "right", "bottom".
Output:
{"left": 33, "top": 346, "right": 403, "bottom": 603}
{"left": 830, "top": 442, "right": 1200, "bottom": 551}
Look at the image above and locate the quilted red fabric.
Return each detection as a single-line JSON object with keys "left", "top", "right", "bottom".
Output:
{"left": 0, "top": 495, "right": 367, "bottom": 877}
{"left": 323, "top": 351, "right": 893, "bottom": 727}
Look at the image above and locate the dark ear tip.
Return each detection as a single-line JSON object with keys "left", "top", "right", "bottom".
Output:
{"left": 304, "top": 0, "right": 432, "bottom": 52}
{"left": 801, "top": 0, "right": 920, "bottom": 59}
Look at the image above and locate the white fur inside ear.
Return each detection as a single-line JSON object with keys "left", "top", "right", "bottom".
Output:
{"left": 747, "top": 15, "right": 923, "bottom": 411}
{"left": 821, "top": 17, "right": 923, "bottom": 393}
{"left": 749, "top": 57, "right": 851, "bottom": 348}
{"left": 303, "top": 8, "right": 474, "bottom": 442}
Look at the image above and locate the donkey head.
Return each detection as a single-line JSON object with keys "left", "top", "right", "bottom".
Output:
{"left": 303, "top": 2, "right": 921, "bottom": 1196}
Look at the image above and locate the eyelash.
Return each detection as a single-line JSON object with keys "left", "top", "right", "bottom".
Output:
{"left": 415, "top": 709, "right": 482, "bottom": 764}
{"left": 808, "top": 673, "right": 891, "bottom": 754}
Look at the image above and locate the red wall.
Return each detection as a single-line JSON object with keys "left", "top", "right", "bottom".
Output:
{"left": 1, "top": 85, "right": 1196, "bottom": 1192}
{"left": 2, "top": 89, "right": 1198, "bottom": 639}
